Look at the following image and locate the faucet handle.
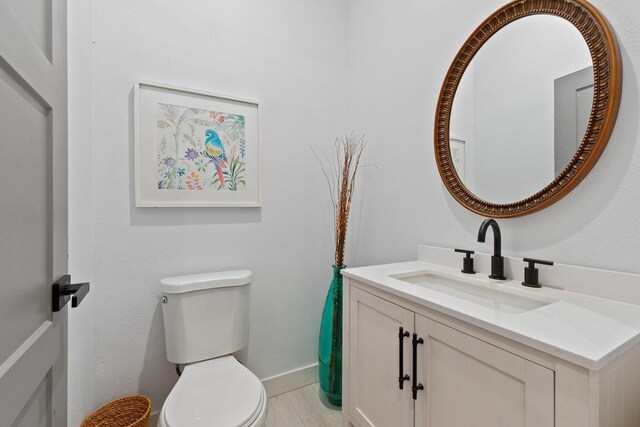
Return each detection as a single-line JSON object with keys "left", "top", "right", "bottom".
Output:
{"left": 522, "top": 258, "right": 554, "bottom": 288}
{"left": 454, "top": 249, "right": 476, "bottom": 274}
{"left": 524, "top": 257, "right": 554, "bottom": 267}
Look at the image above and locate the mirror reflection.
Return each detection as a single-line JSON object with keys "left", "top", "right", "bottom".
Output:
{"left": 450, "top": 15, "right": 593, "bottom": 204}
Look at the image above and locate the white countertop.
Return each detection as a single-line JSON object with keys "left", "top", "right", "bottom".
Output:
{"left": 343, "top": 260, "right": 640, "bottom": 371}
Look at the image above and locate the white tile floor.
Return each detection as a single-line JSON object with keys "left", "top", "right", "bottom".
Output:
{"left": 265, "top": 383, "right": 342, "bottom": 427}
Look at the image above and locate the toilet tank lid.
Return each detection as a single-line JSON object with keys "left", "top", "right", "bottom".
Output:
{"left": 160, "top": 270, "right": 252, "bottom": 294}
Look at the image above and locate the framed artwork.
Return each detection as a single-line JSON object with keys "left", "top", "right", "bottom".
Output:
{"left": 134, "top": 81, "right": 260, "bottom": 207}
{"left": 449, "top": 137, "right": 466, "bottom": 182}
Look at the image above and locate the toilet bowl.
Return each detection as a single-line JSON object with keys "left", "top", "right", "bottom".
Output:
{"left": 158, "top": 271, "right": 266, "bottom": 427}
{"left": 158, "top": 356, "right": 267, "bottom": 427}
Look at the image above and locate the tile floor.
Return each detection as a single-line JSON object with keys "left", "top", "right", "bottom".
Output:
{"left": 265, "top": 383, "right": 342, "bottom": 427}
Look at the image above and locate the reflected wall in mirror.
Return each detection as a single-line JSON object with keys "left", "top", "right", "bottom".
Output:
{"left": 435, "top": 0, "right": 622, "bottom": 217}
{"left": 451, "top": 15, "right": 592, "bottom": 204}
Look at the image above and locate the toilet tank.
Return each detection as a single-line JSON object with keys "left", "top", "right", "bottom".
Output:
{"left": 160, "top": 270, "right": 252, "bottom": 364}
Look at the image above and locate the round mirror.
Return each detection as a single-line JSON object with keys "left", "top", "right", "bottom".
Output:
{"left": 435, "top": 0, "right": 621, "bottom": 217}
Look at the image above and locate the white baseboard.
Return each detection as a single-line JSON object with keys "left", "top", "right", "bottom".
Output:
{"left": 150, "top": 411, "right": 159, "bottom": 426}
{"left": 261, "top": 363, "right": 319, "bottom": 398}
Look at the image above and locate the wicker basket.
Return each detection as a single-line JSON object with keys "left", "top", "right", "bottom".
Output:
{"left": 80, "top": 395, "right": 151, "bottom": 427}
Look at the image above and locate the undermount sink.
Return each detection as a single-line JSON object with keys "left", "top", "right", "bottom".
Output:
{"left": 390, "top": 271, "right": 554, "bottom": 314}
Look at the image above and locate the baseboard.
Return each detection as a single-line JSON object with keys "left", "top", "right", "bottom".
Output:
{"left": 261, "top": 363, "right": 319, "bottom": 398}
{"left": 150, "top": 411, "right": 159, "bottom": 426}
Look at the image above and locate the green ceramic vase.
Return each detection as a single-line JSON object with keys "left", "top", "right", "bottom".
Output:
{"left": 318, "top": 265, "right": 345, "bottom": 406}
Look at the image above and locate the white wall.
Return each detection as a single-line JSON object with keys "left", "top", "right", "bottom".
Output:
{"left": 346, "top": 0, "right": 640, "bottom": 274}
{"left": 68, "top": 0, "right": 347, "bottom": 423}
{"left": 68, "top": 0, "right": 95, "bottom": 423}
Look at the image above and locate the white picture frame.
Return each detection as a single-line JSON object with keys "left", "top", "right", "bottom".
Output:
{"left": 134, "top": 81, "right": 260, "bottom": 207}
{"left": 449, "top": 137, "right": 466, "bottom": 182}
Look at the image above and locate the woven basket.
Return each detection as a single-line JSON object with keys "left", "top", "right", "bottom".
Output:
{"left": 80, "top": 395, "right": 151, "bottom": 427}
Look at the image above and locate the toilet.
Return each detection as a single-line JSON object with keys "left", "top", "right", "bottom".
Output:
{"left": 158, "top": 270, "right": 267, "bottom": 427}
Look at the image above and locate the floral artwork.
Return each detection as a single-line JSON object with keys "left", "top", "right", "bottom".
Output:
{"left": 136, "top": 82, "right": 259, "bottom": 207}
{"left": 156, "top": 103, "right": 246, "bottom": 191}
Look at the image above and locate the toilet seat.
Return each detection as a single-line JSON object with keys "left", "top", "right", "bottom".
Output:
{"left": 159, "top": 356, "right": 267, "bottom": 427}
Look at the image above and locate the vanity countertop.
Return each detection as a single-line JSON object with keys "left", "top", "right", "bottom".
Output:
{"left": 343, "top": 260, "right": 640, "bottom": 371}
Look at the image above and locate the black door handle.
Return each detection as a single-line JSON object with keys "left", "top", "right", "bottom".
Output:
{"left": 412, "top": 333, "right": 424, "bottom": 400}
{"left": 398, "top": 327, "right": 410, "bottom": 389}
{"left": 52, "top": 274, "right": 90, "bottom": 312}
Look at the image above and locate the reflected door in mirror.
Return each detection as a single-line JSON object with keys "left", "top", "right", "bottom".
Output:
{"left": 554, "top": 66, "right": 594, "bottom": 176}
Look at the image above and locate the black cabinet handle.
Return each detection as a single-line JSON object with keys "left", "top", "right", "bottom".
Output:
{"left": 412, "top": 333, "right": 424, "bottom": 400}
{"left": 398, "top": 327, "right": 410, "bottom": 389}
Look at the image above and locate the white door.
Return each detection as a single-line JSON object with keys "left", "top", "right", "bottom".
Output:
{"left": 348, "top": 287, "right": 414, "bottom": 427}
{"left": 415, "top": 315, "right": 555, "bottom": 427}
{"left": 554, "top": 66, "right": 594, "bottom": 176}
{"left": 0, "top": 0, "right": 69, "bottom": 426}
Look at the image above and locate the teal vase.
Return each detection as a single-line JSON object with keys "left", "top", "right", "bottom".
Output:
{"left": 318, "top": 265, "right": 345, "bottom": 406}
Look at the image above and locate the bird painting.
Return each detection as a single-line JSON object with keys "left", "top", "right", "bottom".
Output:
{"left": 203, "top": 129, "right": 229, "bottom": 189}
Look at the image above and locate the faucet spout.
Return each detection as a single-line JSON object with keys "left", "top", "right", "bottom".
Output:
{"left": 477, "top": 219, "right": 501, "bottom": 257}
{"left": 477, "top": 219, "right": 506, "bottom": 280}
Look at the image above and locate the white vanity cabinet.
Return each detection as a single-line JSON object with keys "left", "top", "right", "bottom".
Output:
{"left": 347, "top": 285, "right": 554, "bottom": 427}
{"left": 348, "top": 287, "right": 414, "bottom": 427}
{"left": 414, "top": 315, "right": 554, "bottom": 427}
{"left": 343, "top": 272, "right": 640, "bottom": 427}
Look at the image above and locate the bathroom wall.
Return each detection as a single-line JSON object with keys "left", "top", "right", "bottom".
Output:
{"left": 68, "top": 0, "right": 95, "bottom": 423}
{"left": 68, "top": 0, "right": 347, "bottom": 423}
{"left": 346, "top": 0, "right": 640, "bottom": 273}
{"left": 68, "top": 0, "right": 640, "bottom": 423}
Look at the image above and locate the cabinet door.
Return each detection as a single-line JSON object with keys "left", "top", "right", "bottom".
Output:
{"left": 415, "top": 315, "right": 554, "bottom": 427}
{"left": 349, "top": 287, "right": 414, "bottom": 427}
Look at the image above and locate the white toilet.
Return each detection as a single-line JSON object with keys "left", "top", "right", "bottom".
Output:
{"left": 158, "top": 270, "right": 267, "bottom": 427}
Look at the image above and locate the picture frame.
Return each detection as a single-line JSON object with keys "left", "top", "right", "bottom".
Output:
{"left": 449, "top": 137, "right": 466, "bottom": 182}
{"left": 134, "top": 81, "right": 260, "bottom": 207}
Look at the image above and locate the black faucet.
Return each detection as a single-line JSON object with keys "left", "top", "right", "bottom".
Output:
{"left": 477, "top": 219, "right": 506, "bottom": 280}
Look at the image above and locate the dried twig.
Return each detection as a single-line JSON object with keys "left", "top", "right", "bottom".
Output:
{"left": 312, "top": 133, "right": 366, "bottom": 267}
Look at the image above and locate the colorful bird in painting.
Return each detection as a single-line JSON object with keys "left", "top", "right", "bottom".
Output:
{"left": 204, "top": 129, "right": 228, "bottom": 189}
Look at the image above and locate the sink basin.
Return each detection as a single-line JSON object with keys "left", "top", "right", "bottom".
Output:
{"left": 390, "top": 271, "right": 554, "bottom": 314}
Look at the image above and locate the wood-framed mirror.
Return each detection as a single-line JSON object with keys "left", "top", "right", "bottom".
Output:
{"left": 434, "top": 0, "right": 622, "bottom": 218}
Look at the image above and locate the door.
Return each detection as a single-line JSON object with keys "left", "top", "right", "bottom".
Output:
{"left": 0, "top": 1, "right": 68, "bottom": 426}
{"left": 554, "top": 66, "right": 594, "bottom": 176}
{"left": 349, "top": 287, "right": 414, "bottom": 427}
{"left": 414, "top": 315, "right": 554, "bottom": 427}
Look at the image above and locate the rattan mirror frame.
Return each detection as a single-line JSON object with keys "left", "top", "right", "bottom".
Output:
{"left": 434, "top": 0, "right": 622, "bottom": 218}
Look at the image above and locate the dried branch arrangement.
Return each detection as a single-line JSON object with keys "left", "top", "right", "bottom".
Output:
{"left": 313, "top": 133, "right": 367, "bottom": 267}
